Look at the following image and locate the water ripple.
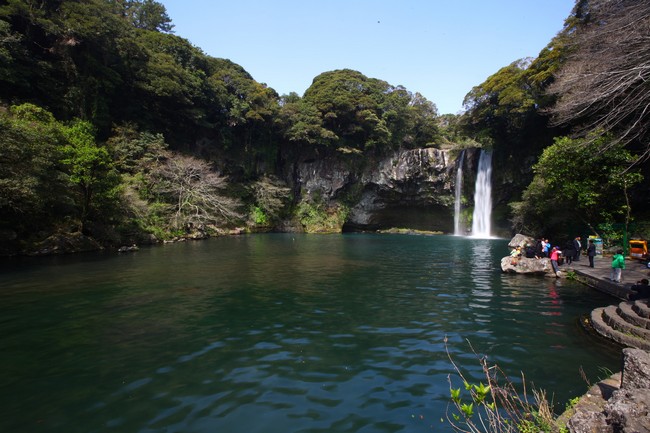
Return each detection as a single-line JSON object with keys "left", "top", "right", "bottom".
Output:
{"left": 0, "top": 234, "right": 621, "bottom": 433}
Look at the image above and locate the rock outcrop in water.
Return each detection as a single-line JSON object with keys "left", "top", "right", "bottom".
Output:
{"left": 500, "top": 256, "right": 557, "bottom": 276}
{"left": 501, "top": 234, "right": 560, "bottom": 277}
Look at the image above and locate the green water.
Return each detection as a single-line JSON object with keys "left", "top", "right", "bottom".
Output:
{"left": 0, "top": 234, "right": 620, "bottom": 433}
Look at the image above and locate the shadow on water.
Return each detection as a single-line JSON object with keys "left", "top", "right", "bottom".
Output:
{"left": 0, "top": 234, "right": 621, "bottom": 433}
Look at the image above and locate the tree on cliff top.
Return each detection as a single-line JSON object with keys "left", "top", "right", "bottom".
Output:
{"left": 299, "top": 69, "right": 439, "bottom": 153}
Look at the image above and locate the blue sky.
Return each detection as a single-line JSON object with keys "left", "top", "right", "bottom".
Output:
{"left": 159, "top": 1, "right": 575, "bottom": 114}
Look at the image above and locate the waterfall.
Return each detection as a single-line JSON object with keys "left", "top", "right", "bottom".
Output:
{"left": 454, "top": 150, "right": 465, "bottom": 235}
{"left": 471, "top": 149, "right": 493, "bottom": 238}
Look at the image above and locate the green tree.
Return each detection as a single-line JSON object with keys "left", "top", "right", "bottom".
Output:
{"left": 0, "top": 103, "right": 69, "bottom": 238}
{"left": 0, "top": 18, "right": 22, "bottom": 83}
{"left": 277, "top": 93, "right": 338, "bottom": 146}
{"left": 125, "top": 0, "right": 174, "bottom": 32}
{"left": 406, "top": 92, "right": 440, "bottom": 147}
{"left": 303, "top": 69, "right": 392, "bottom": 151}
{"left": 301, "top": 69, "right": 439, "bottom": 153}
{"left": 511, "top": 134, "right": 643, "bottom": 235}
{"left": 107, "top": 123, "right": 167, "bottom": 173}
{"left": 462, "top": 58, "right": 537, "bottom": 142}
{"left": 61, "top": 119, "right": 119, "bottom": 231}
{"left": 248, "top": 175, "right": 292, "bottom": 227}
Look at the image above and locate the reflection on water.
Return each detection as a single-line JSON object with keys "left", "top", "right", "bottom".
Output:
{"left": 0, "top": 234, "right": 621, "bottom": 433}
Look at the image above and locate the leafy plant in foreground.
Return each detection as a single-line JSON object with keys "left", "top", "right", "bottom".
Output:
{"left": 445, "top": 338, "right": 556, "bottom": 433}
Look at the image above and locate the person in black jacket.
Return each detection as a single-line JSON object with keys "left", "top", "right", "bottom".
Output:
{"left": 573, "top": 236, "right": 582, "bottom": 261}
{"left": 587, "top": 239, "right": 596, "bottom": 268}
{"left": 628, "top": 279, "right": 650, "bottom": 301}
{"left": 564, "top": 240, "right": 575, "bottom": 265}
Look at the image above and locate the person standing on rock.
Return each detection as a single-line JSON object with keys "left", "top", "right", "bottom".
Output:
{"left": 610, "top": 249, "right": 626, "bottom": 283}
{"left": 587, "top": 239, "right": 596, "bottom": 268}
{"left": 550, "top": 246, "right": 561, "bottom": 276}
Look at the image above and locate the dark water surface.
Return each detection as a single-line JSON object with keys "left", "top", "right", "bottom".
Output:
{"left": 0, "top": 234, "right": 620, "bottom": 433}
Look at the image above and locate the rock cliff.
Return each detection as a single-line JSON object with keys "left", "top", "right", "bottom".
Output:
{"left": 291, "top": 147, "right": 465, "bottom": 233}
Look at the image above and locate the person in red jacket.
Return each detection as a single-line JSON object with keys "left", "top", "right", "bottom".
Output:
{"left": 550, "top": 246, "right": 561, "bottom": 276}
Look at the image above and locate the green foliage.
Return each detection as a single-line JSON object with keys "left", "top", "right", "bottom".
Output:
{"left": 107, "top": 123, "right": 167, "bottom": 173}
{"left": 511, "top": 134, "right": 643, "bottom": 235}
{"left": 124, "top": 0, "right": 174, "bottom": 32}
{"left": 446, "top": 339, "right": 556, "bottom": 433}
{"left": 451, "top": 387, "right": 462, "bottom": 404}
{"left": 564, "top": 396, "right": 580, "bottom": 412}
{"left": 460, "top": 402, "right": 475, "bottom": 418}
{"left": 458, "top": 34, "right": 572, "bottom": 220}
{"left": 248, "top": 175, "right": 292, "bottom": 226}
{"left": 517, "top": 414, "right": 553, "bottom": 433}
{"left": 6, "top": 0, "right": 647, "bottom": 255}
{"left": 60, "top": 119, "right": 120, "bottom": 230}
{"left": 278, "top": 94, "right": 338, "bottom": 146}
{"left": 300, "top": 69, "right": 439, "bottom": 153}
{"left": 0, "top": 104, "right": 69, "bottom": 237}
{"left": 596, "top": 222, "right": 625, "bottom": 248}
{"left": 296, "top": 200, "right": 348, "bottom": 233}
{"left": 250, "top": 206, "right": 268, "bottom": 226}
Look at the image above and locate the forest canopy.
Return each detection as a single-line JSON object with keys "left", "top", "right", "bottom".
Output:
{"left": 1, "top": 0, "right": 648, "bottom": 254}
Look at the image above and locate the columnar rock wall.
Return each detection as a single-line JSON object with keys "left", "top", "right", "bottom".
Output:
{"left": 293, "top": 147, "right": 458, "bottom": 232}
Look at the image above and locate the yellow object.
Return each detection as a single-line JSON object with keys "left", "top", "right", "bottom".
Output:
{"left": 629, "top": 239, "right": 648, "bottom": 260}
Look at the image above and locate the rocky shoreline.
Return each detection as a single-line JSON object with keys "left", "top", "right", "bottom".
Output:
{"left": 502, "top": 234, "right": 650, "bottom": 432}
{"left": 557, "top": 348, "right": 650, "bottom": 433}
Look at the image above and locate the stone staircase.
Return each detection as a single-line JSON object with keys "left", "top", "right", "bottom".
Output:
{"left": 590, "top": 300, "right": 650, "bottom": 350}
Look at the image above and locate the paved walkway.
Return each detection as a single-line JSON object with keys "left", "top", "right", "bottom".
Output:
{"left": 562, "top": 255, "right": 650, "bottom": 299}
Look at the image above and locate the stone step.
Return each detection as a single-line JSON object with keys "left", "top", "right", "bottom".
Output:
{"left": 590, "top": 308, "right": 650, "bottom": 351}
{"left": 602, "top": 305, "right": 650, "bottom": 340}
{"left": 632, "top": 299, "right": 650, "bottom": 319}
{"left": 617, "top": 302, "right": 650, "bottom": 330}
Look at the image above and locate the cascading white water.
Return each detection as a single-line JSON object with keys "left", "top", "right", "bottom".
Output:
{"left": 471, "top": 150, "right": 493, "bottom": 238}
{"left": 454, "top": 150, "right": 465, "bottom": 236}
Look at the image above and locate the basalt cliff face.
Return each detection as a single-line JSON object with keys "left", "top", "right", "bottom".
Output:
{"left": 285, "top": 147, "right": 485, "bottom": 234}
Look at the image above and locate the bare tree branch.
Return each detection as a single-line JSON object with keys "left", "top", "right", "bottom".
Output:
{"left": 150, "top": 153, "right": 242, "bottom": 229}
{"left": 547, "top": 0, "right": 650, "bottom": 161}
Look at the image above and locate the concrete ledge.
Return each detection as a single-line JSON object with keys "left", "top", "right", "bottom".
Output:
{"left": 573, "top": 270, "right": 631, "bottom": 300}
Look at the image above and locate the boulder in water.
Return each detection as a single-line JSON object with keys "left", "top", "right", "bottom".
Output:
{"left": 508, "top": 233, "right": 536, "bottom": 250}
{"left": 500, "top": 256, "right": 558, "bottom": 277}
